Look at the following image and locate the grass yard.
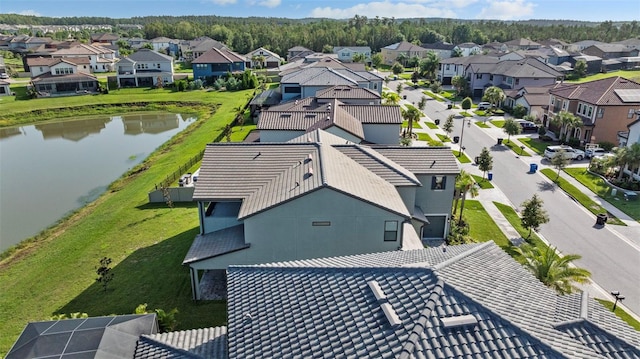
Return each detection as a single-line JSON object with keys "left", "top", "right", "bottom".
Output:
{"left": 475, "top": 121, "right": 490, "bottom": 128}
{"left": 518, "top": 137, "right": 553, "bottom": 155}
{"left": 462, "top": 200, "right": 511, "bottom": 249}
{"left": 491, "top": 119, "right": 505, "bottom": 128}
{"left": 422, "top": 91, "right": 445, "bottom": 102}
{"left": 402, "top": 121, "right": 423, "bottom": 129}
{"left": 472, "top": 175, "right": 494, "bottom": 189}
{"left": 474, "top": 110, "right": 489, "bottom": 116}
{"left": 424, "top": 121, "right": 439, "bottom": 129}
{"left": 503, "top": 139, "right": 531, "bottom": 157}
{"left": 0, "top": 89, "right": 255, "bottom": 357}
{"left": 460, "top": 111, "right": 473, "bottom": 117}
{"left": 540, "top": 169, "right": 625, "bottom": 225}
{"left": 596, "top": 299, "right": 640, "bottom": 331}
{"left": 566, "top": 69, "right": 640, "bottom": 84}
{"left": 453, "top": 151, "right": 472, "bottom": 163}
{"left": 436, "top": 133, "right": 451, "bottom": 142}
{"left": 493, "top": 202, "right": 547, "bottom": 251}
{"left": 564, "top": 168, "right": 640, "bottom": 221}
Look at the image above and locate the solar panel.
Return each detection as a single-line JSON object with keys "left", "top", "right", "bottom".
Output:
{"left": 614, "top": 89, "right": 640, "bottom": 102}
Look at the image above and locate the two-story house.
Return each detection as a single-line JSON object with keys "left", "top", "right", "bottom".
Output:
{"left": 287, "top": 46, "right": 314, "bottom": 61}
{"left": 582, "top": 43, "right": 638, "bottom": 60}
{"left": 545, "top": 76, "right": 640, "bottom": 145}
{"left": 437, "top": 55, "right": 498, "bottom": 86}
{"left": 504, "top": 38, "right": 541, "bottom": 51}
{"left": 333, "top": 46, "right": 372, "bottom": 64}
{"left": 421, "top": 42, "right": 455, "bottom": 59}
{"left": 192, "top": 47, "right": 246, "bottom": 81}
{"left": 504, "top": 84, "right": 557, "bottom": 120}
{"left": 245, "top": 47, "right": 283, "bottom": 69}
{"left": 27, "top": 57, "right": 98, "bottom": 97}
{"left": 179, "top": 36, "right": 229, "bottom": 62}
{"left": 381, "top": 41, "right": 429, "bottom": 65}
{"left": 50, "top": 44, "right": 117, "bottom": 73}
{"left": 116, "top": 49, "right": 175, "bottom": 87}
{"left": 182, "top": 129, "right": 459, "bottom": 300}
{"left": 453, "top": 42, "right": 482, "bottom": 57}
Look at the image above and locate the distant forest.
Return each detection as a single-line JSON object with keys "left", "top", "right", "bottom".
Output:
{"left": 1, "top": 14, "right": 639, "bottom": 56}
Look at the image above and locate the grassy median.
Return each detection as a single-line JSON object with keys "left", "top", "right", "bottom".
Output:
{"left": 0, "top": 88, "right": 253, "bottom": 356}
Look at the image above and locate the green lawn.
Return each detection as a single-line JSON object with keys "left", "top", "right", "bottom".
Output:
{"left": 475, "top": 121, "right": 490, "bottom": 128}
{"left": 540, "top": 168, "right": 625, "bottom": 225}
{"left": 503, "top": 139, "right": 531, "bottom": 157}
{"left": 491, "top": 120, "right": 505, "bottom": 128}
{"left": 422, "top": 90, "right": 445, "bottom": 102}
{"left": 596, "top": 299, "right": 640, "bottom": 331}
{"left": 564, "top": 168, "right": 640, "bottom": 221}
{"left": 462, "top": 200, "right": 511, "bottom": 249}
{"left": 493, "top": 202, "right": 547, "bottom": 250}
{"left": 0, "top": 89, "right": 255, "bottom": 356}
{"left": 566, "top": 69, "right": 640, "bottom": 83}
{"left": 174, "top": 62, "right": 194, "bottom": 73}
{"left": 402, "top": 121, "right": 423, "bottom": 129}
{"left": 436, "top": 133, "right": 451, "bottom": 142}
{"left": 424, "top": 121, "right": 439, "bottom": 129}
{"left": 519, "top": 137, "right": 553, "bottom": 155}
{"left": 453, "top": 151, "right": 471, "bottom": 163}
{"left": 460, "top": 111, "right": 473, "bottom": 117}
{"left": 474, "top": 110, "right": 489, "bottom": 116}
{"left": 472, "top": 175, "right": 494, "bottom": 189}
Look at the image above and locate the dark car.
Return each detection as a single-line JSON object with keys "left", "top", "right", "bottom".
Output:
{"left": 517, "top": 120, "right": 538, "bottom": 133}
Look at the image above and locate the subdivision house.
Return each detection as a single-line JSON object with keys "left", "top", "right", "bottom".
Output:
{"left": 381, "top": 41, "right": 430, "bottom": 65}
{"left": 27, "top": 57, "right": 98, "bottom": 97}
{"left": 619, "top": 118, "right": 640, "bottom": 180}
{"left": 437, "top": 55, "right": 499, "bottom": 86}
{"left": 453, "top": 42, "right": 482, "bottom": 57}
{"left": 182, "top": 129, "right": 459, "bottom": 300}
{"left": 90, "top": 32, "right": 119, "bottom": 44}
{"left": 50, "top": 44, "right": 117, "bottom": 73}
{"left": 258, "top": 87, "right": 398, "bottom": 144}
{"left": 333, "top": 46, "right": 371, "bottom": 63}
{"left": 421, "top": 41, "right": 455, "bottom": 59}
{"left": 504, "top": 84, "right": 556, "bottom": 120}
{"left": 141, "top": 242, "right": 640, "bottom": 358}
{"left": 279, "top": 57, "right": 383, "bottom": 101}
{"left": 116, "top": 49, "right": 175, "bottom": 88}
{"left": 180, "top": 36, "right": 229, "bottom": 62}
{"left": 245, "top": 47, "right": 283, "bottom": 69}
{"left": 192, "top": 48, "right": 246, "bottom": 81}
{"left": 545, "top": 76, "right": 640, "bottom": 145}
{"left": 287, "top": 46, "right": 313, "bottom": 61}
{"left": 504, "top": 38, "right": 542, "bottom": 51}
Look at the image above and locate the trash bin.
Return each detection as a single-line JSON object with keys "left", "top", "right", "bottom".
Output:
{"left": 529, "top": 163, "right": 538, "bottom": 173}
{"left": 435, "top": 119, "right": 440, "bottom": 125}
{"left": 475, "top": 156, "right": 480, "bottom": 163}
{"left": 497, "top": 138, "right": 504, "bottom": 145}
{"left": 596, "top": 213, "right": 608, "bottom": 225}
{"left": 403, "top": 95, "right": 407, "bottom": 99}
{"left": 488, "top": 172, "right": 493, "bottom": 181}
{"left": 453, "top": 136, "right": 460, "bottom": 143}
{"left": 447, "top": 104, "right": 453, "bottom": 109}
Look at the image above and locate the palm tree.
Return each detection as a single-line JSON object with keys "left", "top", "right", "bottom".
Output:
{"left": 515, "top": 244, "right": 591, "bottom": 295}
{"left": 382, "top": 91, "right": 401, "bottom": 105}
{"left": 396, "top": 53, "right": 408, "bottom": 66}
{"left": 551, "top": 111, "right": 582, "bottom": 142}
{"left": 623, "top": 143, "right": 640, "bottom": 180}
{"left": 401, "top": 106, "right": 421, "bottom": 138}
{"left": 453, "top": 170, "right": 479, "bottom": 222}
{"left": 419, "top": 51, "right": 439, "bottom": 81}
{"left": 482, "top": 86, "right": 505, "bottom": 111}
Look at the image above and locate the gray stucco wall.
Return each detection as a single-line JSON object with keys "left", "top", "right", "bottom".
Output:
{"left": 414, "top": 174, "right": 456, "bottom": 215}
{"left": 259, "top": 130, "right": 305, "bottom": 142}
{"left": 362, "top": 124, "right": 400, "bottom": 144}
{"left": 325, "top": 127, "right": 362, "bottom": 144}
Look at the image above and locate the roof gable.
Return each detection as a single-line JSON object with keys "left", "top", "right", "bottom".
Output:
{"left": 550, "top": 76, "right": 640, "bottom": 105}
{"left": 192, "top": 47, "right": 244, "bottom": 64}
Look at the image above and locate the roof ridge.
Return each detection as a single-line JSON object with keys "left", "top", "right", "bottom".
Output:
{"left": 396, "top": 279, "right": 444, "bottom": 359}
{"left": 137, "top": 335, "right": 204, "bottom": 359}
{"left": 597, "top": 76, "right": 622, "bottom": 103}
{"left": 351, "top": 145, "right": 421, "bottom": 185}
{"left": 432, "top": 241, "right": 493, "bottom": 271}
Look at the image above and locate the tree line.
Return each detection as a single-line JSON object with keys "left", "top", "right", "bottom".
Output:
{"left": 1, "top": 14, "right": 638, "bottom": 56}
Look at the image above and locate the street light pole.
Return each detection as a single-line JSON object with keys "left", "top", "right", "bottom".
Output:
{"left": 458, "top": 117, "right": 470, "bottom": 157}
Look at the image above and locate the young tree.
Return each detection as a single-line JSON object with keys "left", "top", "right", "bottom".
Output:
{"left": 396, "top": 53, "right": 407, "bottom": 66}
{"left": 418, "top": 96, "right": 427, "bottom": 111}
{"left": 451, "top": 75, "right": 467, "bottom": 96}
{"left": 382, "top": 91, "right": 400, "bottom": 105}
{"left": 461, "top": 97, "right": 472, "bottom": 110}
{"left": 396, "top": 83, "right": 404, "bottom": 95}
{"left": 95, "top": 257, "right": 114, "bottom": 292}
{"left": 550, "top": 152, "right": 570, "bottom": 180}
{"left": 520, "top": 194, "right": 549, "bottom": 239}
{"left": 551, "top": 111, "right": 582, "bottom": 142}
{"left": 515, "top": 244, "right": 590, "bottom": 295}
{"left": 401, "top": 106, "right": 421, "bottom": 138}
{"left": 411, "top": 71, "right": 420, "bottom": 84}
{"left": 502, "top": 118, "right": 522, "bottom": 143}
{"left": 482, "top": 86, "right": 505, "bottom": 110}
{"left": 477, "top": 147, "right": 493, "bottom": 180}
{"left": 371, "top": 53, "right": 383, "bottom": 68}
{"left": 573, "top": 59, "right": 587, "bottom": 78}
{"left": 429, "top": 81, "right": 442, "bottom": 94}
{"left": 352, "top": 52, "right": 366, "bottom": 63}
{"left": 391, "top": 62, "right": 404, "bottom": 75}
{"left": 442, "top": 114, "right": 454, "bottom": 138}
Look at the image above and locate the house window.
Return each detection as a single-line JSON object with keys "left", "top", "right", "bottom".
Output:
{"left": 431, "top": 176, "right": 446, "bottom": 190}
{"left": 312, "top": 221, "right": 331, "bottom": 226}
{"left": 515, "top": 78, "right": 520, "bottom": 85}
{"left": 157, "top": 63, "right": 161, "bottom": 68}
{"left": 373, "top": 83, "right": 378, "bottom": 90}
{"left": 489, "top": 75, "right": 493, "bottom": 81}
{"left": 445, "top": 64, "right": 450, "bottom": 70}
{"left": 597, "top": 108, "right": 604, "bottom": 118}
{"left": 384, "top": 221, "right": 398, "bottom": 241}
{"left": 629, "top": 109, "right": 636, "bottom": 119}
{"left": 577, "top": 103, "right": 582, "bottom": 113}
{"left": 476, "top": 73, "right": 482, "bottom": 79}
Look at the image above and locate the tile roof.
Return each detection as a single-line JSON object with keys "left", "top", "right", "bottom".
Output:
{"left": 192, "top": 48, "right": 245, "bottom": 64}
{"left": 384, "top": 41, "right": 428, "bottom": 52}
{"left": 182, "top": 225, "right": 249, "bottom": 265}
{"left": 341, "top": 104, "right": 403, "bottom": 124}
{"left": 32, "top": 72, "right": 98, "bottom": 84}
{"left": 470, "top": 58, "right": 562, "bottom": 78}
{"left": 281, "top": 67, "right": 359, "bottom": 86}
{"left": 370, "top": 146, "right": 461, "bottom": 175}
{"left": 52, "top": 44, "right": 114, "bottom": 55}
{"left": 549, "top": 76, "right": 640, "bottom": 105}
{"left": 333, "top": 145, "right": 421, "bottom": 186}
{"left": 226, "top": 242, "right": 640, "bottom": 359}
{"left": 333, "top": 46, "right": 371, "bottom": 52}
{"left": 134, "top": 327, "right": 228, "bottom": 359}
{"left": 125, "top": 48, "right": 174, "bottom": 62}
{"left": 315, "top": 85, "right": 381, "bottom": 100}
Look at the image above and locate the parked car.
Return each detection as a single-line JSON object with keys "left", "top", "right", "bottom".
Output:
{"left": 477, "top": 102, "right": 491, "bottom": 110}
{"left": 0, "top": 73, "right": 9, "bottom": 79}
{"left": 516, "top": 120, "right": 538, "bottom": 133}
{"left": 544, "top": 145, "right": 585, "bottom": 160}
{"left": 585, "top": 147, "right": 608, "bottom": 158}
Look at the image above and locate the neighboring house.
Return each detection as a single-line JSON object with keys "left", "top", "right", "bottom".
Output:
{"left": 180, "top": 36, "right": 229, "bottom": 61}
{"left": 146, "top": 242, "right": 640, "bottom": 358}
{"left": 437, "top": 55, "right": 498, "bottom": 85}
{"left": 570, "top": 54, "right": 603, "bottom": 74}
{"left": 545, "top": 76, "right": 640, "bottom": 144}
{"left": 50, "top": 44, "right": 117, "bottom": 72}
{"left": 116, "top": 49, "right": 174, "bottom": 88}
{"left": 27, "top": 57, "right": 99, "bottom": 97}
{"left": 0, "top": 55, "right": 6, "bottom": 75}
{"left": 381, "top": 41, "right": 429, "bottom": 65}
{"left": 279, "top": 57, "right": 383, "bottom": 101}
{"left": 192, "top": 48, "right": 246, "bottom": 81}
{"left": 7, "top": 314, "right": 158, "bottom": 359}
{"left": 422, "top": 41, "right": 455, "bottom": 59}
{"left": 582, "top": 43, "right": 638, "bottom": 60}
{"left": 9, "top": 36, "right": 52, "bottom": 51}
{"left": 333, "top": 46, "right": 371, "bottom": 63}
{"left": 90, "top": 32, "right": 119, "bottom": 44}
{"left": 126, "top": 37, "right": 150, "bottom": 50}
{"left": 504, "top": 84, "right": 556, "bottom": 120}
{"left": 568, "top": 40, "right": 606, "bottom": 52}
{"left": 0, "top": 80, "right": 10, "bottom": 96}
{"left": 182, "top": 129, "right": 459, "bottom": 299}
{"left": 149, "top": 36, "right": 173, "bottom": 54}
{"left": 258, "top": 88, "right": 397, "bottom": 144}
{"left": 504, "top": 38, "right": 541, "bottom": 51}
{"left": 245, "top": 47, "right": 283, "bottom": 69}
{"left": 482, "top": 41, "right": 508, "bottom": 53}
{"left": 287, "top": 45, "right": 313, "bottom": 61}
{"left": 539, "top": 38, "right": 570, "bottom": 49}
{"left": 621, "top": 118, "right": 640, "bottom": 180}
{"left": 614, "top": 37, "right": 640, "bottom": 52}
{"left": 466, "top": 57, "right": 563, "bottom": 98}
{"left": 453, "top": 42, "right": 482, "bottom": 57}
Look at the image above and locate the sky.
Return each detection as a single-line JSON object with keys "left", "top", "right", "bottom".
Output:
{"left": 1, "top": 0, "right": 639, "bottom": 22}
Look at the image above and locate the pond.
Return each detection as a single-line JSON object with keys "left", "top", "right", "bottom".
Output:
{"left": 0, "top": 112, "right": 196, "bottom": 253}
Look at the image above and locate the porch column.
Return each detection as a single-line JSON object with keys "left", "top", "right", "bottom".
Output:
{"left": 190, "top": 267, "right": 201, "bottom": 301}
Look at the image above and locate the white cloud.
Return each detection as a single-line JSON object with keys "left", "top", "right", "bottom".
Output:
{"left": 476, "top": 0, "right": 535, "bottom": 20}
{"left": 258, "top": 0, "right": 281, "bottom": 7}
{"left": 18, "top": 10, "right": 41, "bottom": 16}
{"left": 210, "top": 0, "right": 237, "bottom": 5}
{"left": 310, "top": 1, "right": 456, "bottom": 19}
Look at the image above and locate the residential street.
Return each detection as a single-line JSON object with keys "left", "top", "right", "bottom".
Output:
{"left": 389, "top": 78, "right": 640, "bottom": 316}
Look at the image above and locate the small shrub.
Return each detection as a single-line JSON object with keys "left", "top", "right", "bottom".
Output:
{"left": 598, "top": 141, "right": 615, "bottom": 151}
{"left": 539, "top": 135, "right": 553, "bottom": 142}
{"left": 461, "top": 97, "right": 472, "bottom": 110}
{"left": 567, "top": 137, "right": 580, "bottom": 148}
{"left": 538, "top": 126, "right": 547, "bottom": 136}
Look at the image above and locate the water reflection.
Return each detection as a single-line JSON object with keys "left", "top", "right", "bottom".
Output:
{"left": 121, "top": 113, "right": 180, "bottom": 135}
{"left": 35, "top": 118, "right": 111, "bottom": 141}
{"left": 0, "top": 127, "right": 24, "bottom": 139}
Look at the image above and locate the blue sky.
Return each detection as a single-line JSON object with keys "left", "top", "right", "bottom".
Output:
{"left": 2, "top": 0, "right": 639, "bottom": 22}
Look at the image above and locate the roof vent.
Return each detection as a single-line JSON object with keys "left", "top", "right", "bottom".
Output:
{"left": 368, "top": 280, "right": 387, "bottom": 303}
{"left": 307, "top": 154, "right": 313, "bottom": 161}
{"left": 440, "top": 315, "right": 477, "bottom": 329}
{"left": 307, "top": 137, "right": 313, "bottom": 142}
{"left": 381, "top": 302, "right": 402, "bottom": 327}
{"left": 430, "top": 160, "right": 436, "bottom": 168}
{"left": 326, "top": 116, "right": 331, "bottom": 121}
{"left": 307, "top": 167, "right": 314, "bottom": 176}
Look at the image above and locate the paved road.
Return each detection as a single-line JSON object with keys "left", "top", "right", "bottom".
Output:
{"left": 390, "top": 79, "right": 640, "bottom": 315}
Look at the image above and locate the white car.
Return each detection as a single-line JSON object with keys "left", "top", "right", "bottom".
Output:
{"left": 585, "top": 147, "right": 607, "bottom": 158}
{"left": 544, "top": 145, "right": 585, "bottom": 161}
{"left": 0, "top": 73, "right": 9, "bottom": 79}
{"left": 477, "top": 102, "right": 491, "bottom": 110}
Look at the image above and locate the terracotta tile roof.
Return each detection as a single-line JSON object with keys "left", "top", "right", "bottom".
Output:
{"left": 192, "top": 47, "right": 245, "bottom": 64}
{"left": 549, "top": 76, "right": 640, "bottom": 105}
